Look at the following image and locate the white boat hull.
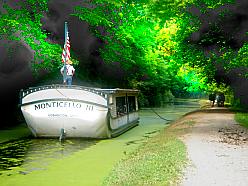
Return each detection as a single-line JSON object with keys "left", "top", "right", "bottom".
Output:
{"left": 20, "top": 85, "right": 139, "bottom": 139}
{"left": 21, "top": 100, "right": 109, "bottom": 138}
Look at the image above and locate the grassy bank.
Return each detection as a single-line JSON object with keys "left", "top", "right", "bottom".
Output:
{"left": 235, "top": 112, "right": 248, "bottom": 128}
{"left": 103, "top": 119, "right": 191, "bottom": 186}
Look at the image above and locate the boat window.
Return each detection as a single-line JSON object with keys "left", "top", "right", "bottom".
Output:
{"left": 128, "top": 96, "right": 136, "bottom": 112}
{"left": 116, "top": 97, "right": 127, "bottom": 116}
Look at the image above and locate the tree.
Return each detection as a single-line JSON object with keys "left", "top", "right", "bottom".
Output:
{"left": 3, "top": 0, "right": 245, "bottom": 105}
{"left": 0, "top": 0, "right": 78, "bottom": 76}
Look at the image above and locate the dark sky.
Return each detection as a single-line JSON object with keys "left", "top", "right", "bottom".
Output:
{"left": 0, "top": 0, "right": 248, "bottom": 127}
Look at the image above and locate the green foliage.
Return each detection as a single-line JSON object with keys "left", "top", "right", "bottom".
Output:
{"left": 193, "top": 0, "right": 234, "bottom": 9}
{"left": 0, "top": 1, "right": 78, "bottom": 76}
{"left": 177, "top": 64, "right": 208, "bottom": 93}
{"left": 146, "top": 0, "right": 195, "bottom": 22}
{"left": 73, "top": 1, "right": 154, "bottom": 71}
{"left": 235, "top": 112, "right": 248, "bottom": 128}
{"left": 207, "top": 81, "right": 235, "bottom": 104}
{"left": 207, "top": 81, "right": 232, "bottom": 94}
{"left": 2, "top": 0, "right": 243, "bottom": 101}
{"left": 230, "top": 43, "right": 248, "bottom": 69}
{"left": 207, "top": 35, "right": 248, "bottom": 77}
{"left": 72, "top": 0, "right": 213, "bottom": 100}
{"left": 190, "top": 0, "right": 247, "bottom": 77}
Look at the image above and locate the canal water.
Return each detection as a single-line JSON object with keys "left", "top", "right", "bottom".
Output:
{"left": 0, "top": 138, "right": 98, "bottom": 173}
{"left": 0, "top": 99, "right": 200, "bottom": 185}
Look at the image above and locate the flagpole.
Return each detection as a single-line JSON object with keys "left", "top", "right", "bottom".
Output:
{"left": 63, "top": 22, "right": 68, "bottom": 83}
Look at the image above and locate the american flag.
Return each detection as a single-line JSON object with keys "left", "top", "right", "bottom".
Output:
{"left": 62, "top": 31, "right": 70, "bottom": 64}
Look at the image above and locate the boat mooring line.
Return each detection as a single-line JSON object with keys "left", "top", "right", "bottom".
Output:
{"left": 150, "top": 108, "right": 172, "bottom": 121}
{"left": 55, "top": 88, "right": 69, "bottom": 99}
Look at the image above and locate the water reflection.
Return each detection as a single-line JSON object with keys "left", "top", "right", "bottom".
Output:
{"left": 0, "top": 139, "right": 31, "bottom": 171}
{"left": 0, "top": 138, "right": 98, "bottom": 173}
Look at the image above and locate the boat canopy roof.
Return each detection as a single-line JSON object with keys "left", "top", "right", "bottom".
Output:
{"left": 95, "top": 88, "right": 139, "bottom": 94}
{"left": 20, "top": 84, "right": 139, "bottom": 100}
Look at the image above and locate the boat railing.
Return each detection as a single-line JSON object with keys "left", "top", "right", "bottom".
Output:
{"left": 19, "top": 84, "right": 109, "bottom": 100}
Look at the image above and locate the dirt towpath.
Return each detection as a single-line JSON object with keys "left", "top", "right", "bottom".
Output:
{"left": 180, "top": 108, "right": 248, "bottom": 186}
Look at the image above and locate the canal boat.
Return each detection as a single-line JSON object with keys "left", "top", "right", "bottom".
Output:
{"left": 19, "top": 84, "right": 139, "bottom": 139}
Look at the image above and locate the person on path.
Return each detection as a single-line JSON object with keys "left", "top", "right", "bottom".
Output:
{"left": 217, "top": 92, "right": 225, "bottom": 107}
{"left": 60, "top": 60, "right": 75, "bottom": 85}
{"left": 209, "top": 92, "right": 216, "bottom": 107}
